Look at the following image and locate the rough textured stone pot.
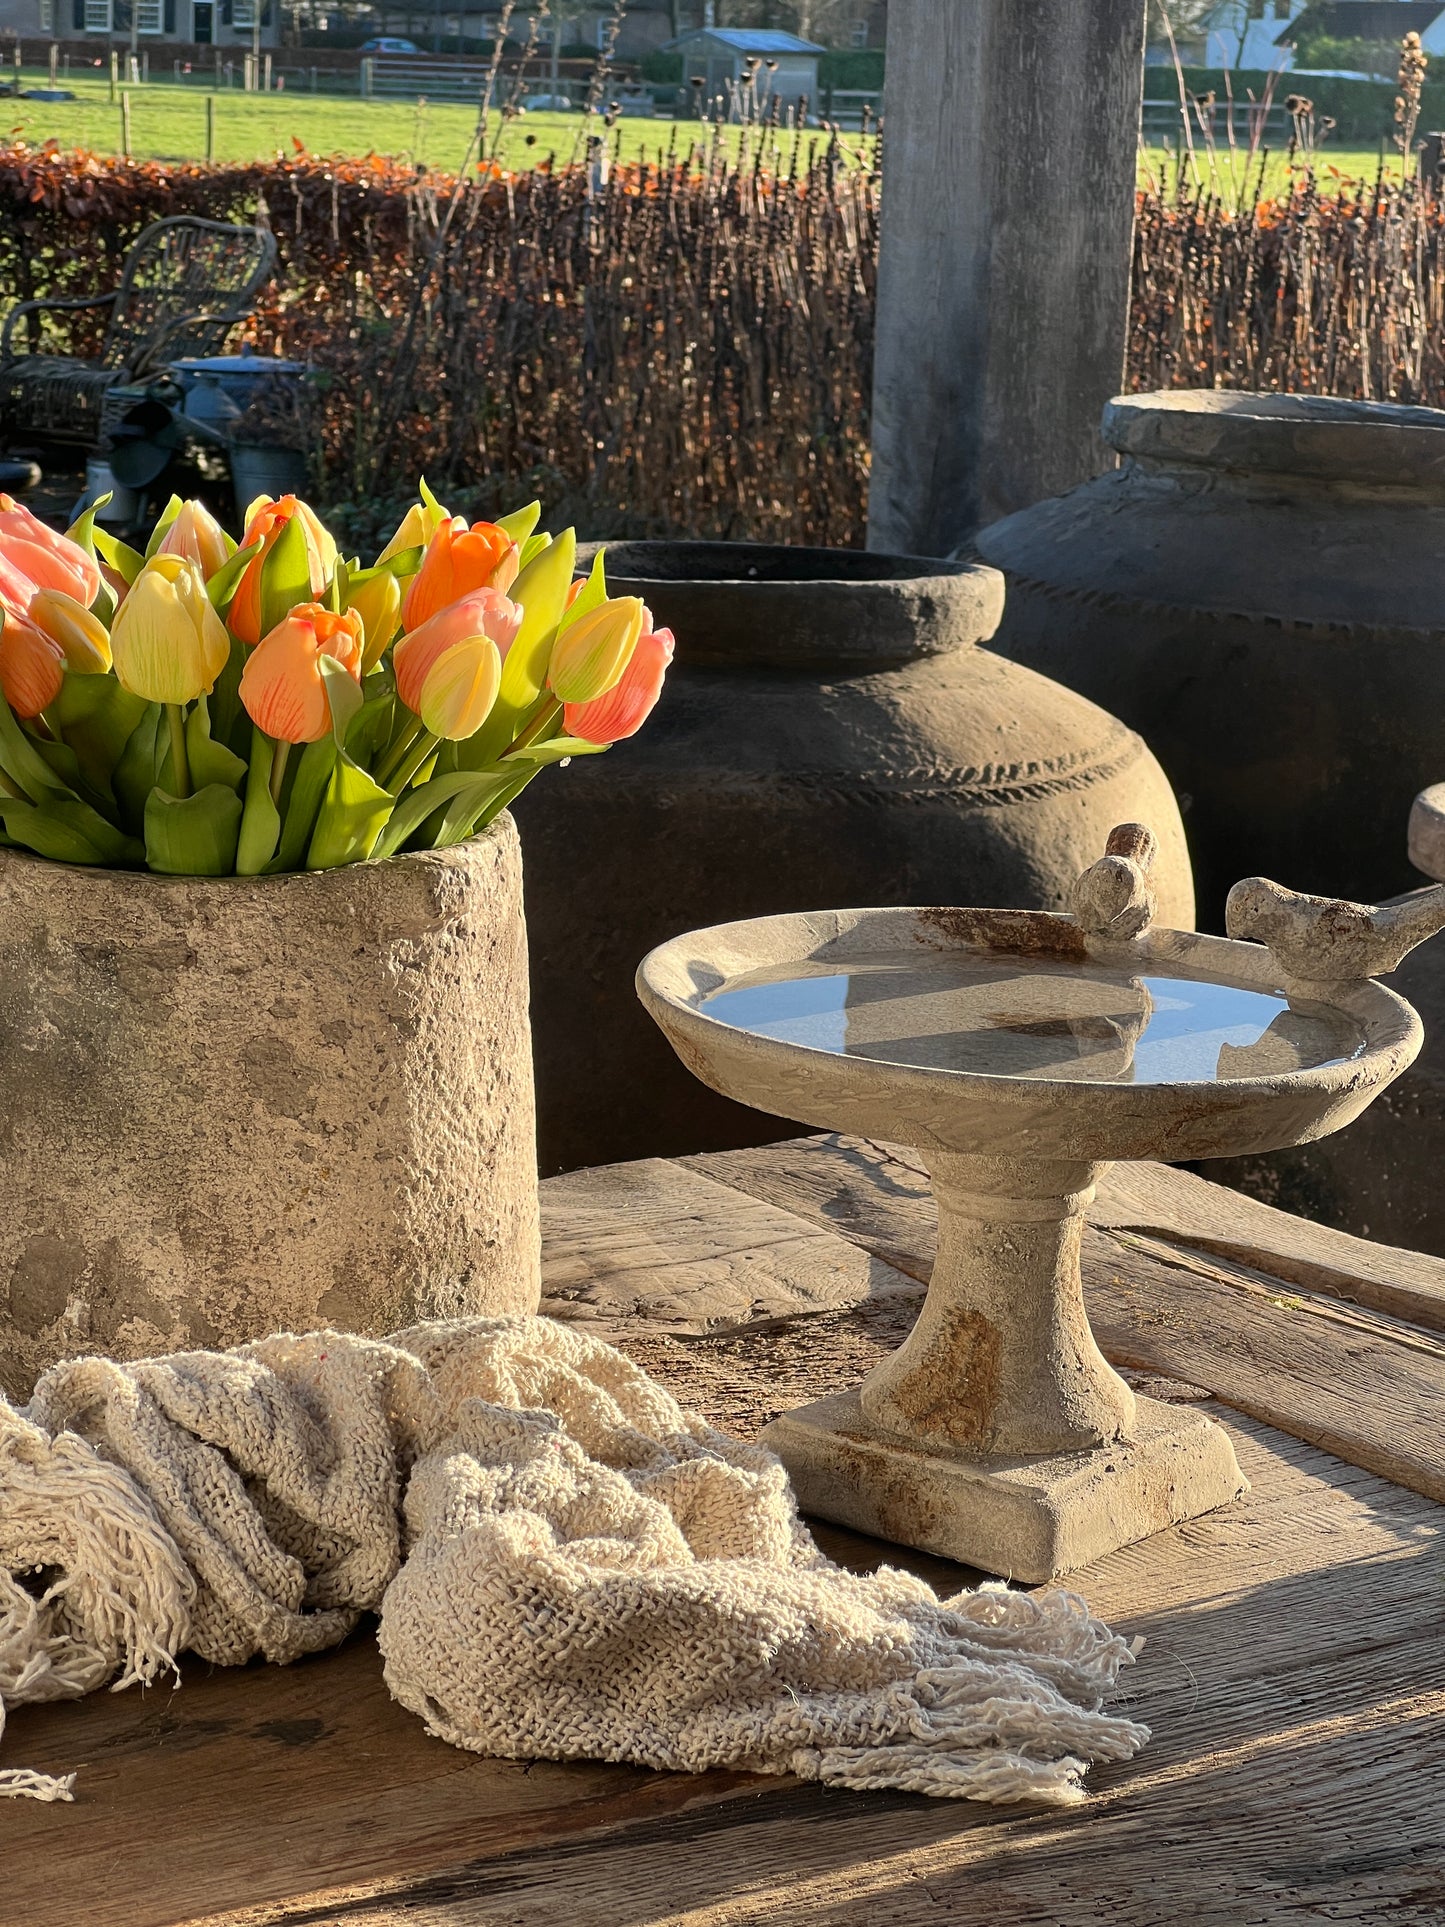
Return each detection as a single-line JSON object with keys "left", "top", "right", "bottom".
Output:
{"left": 0, "top": 820, "right": 540, "bottom": 1396}
{"left": 977, "top": 390, "right": 1445, "bottom": 924}
{"left": 977, "top": 391, "right": 1445, "bottom": 1251}
{"left": 513, "top": 541, "right": 1193, "bottom": 1172}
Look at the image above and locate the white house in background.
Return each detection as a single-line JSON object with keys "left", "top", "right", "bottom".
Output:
{"left": 1274, "top": 0, "right": 1445, "bottom": 66}
{"left": 1193, "top": 0, "right": 1305, "bottom": 69}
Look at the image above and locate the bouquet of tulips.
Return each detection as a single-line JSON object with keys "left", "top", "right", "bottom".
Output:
{"left": 0, "top": 485, "right": 673, "bottom": 875}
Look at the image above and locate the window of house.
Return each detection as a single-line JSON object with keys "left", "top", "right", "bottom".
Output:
{"left": 83, "top": 0, "right": 113, "bottom": 28}
{"left": 38, "top": 0, "right": 54, "bottom": 26}
{"left": 232, "top": 0, "right": 255, "bottom": 24}
{"left": 135, "top": 0, "right": 164, "bottom": 29}
{"left": 851, "top": 19, "right": 868, "bottom": 46}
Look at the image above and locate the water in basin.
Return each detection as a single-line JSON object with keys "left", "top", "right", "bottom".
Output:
{"left": 697, "top": 948, "right": 1366, "bottom": 1084}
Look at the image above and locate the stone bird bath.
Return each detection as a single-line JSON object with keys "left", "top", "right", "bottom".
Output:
{"left": 637, "top": 827, "right": 1436, "bottom": 1580}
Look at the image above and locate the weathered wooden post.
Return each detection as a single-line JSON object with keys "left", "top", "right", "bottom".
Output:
{"left": 868, "top": 0, "right": 1147, "bottom": 556}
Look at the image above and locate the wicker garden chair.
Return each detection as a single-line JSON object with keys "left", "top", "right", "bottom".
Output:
{"left": 0, "top": 216, "right": 279, "bottom": 450}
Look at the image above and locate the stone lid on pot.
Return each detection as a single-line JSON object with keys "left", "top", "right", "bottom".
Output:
{"left": 579, "top": 541, "right": 1005, "bottom": 668}
{"left": 1104, "top": 390, "right": 1445, "bottom": 495}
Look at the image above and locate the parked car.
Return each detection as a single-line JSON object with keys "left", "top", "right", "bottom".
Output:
{"left": 357, "top": 37, "right": 420, "bottom": 54}
{"left": 522, "top": 92, "right": 576, "bottom": 112}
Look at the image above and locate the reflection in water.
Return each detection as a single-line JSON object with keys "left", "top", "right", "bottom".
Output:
{"left": 697, "top": 948, "right": 1366, "bottom": 1086}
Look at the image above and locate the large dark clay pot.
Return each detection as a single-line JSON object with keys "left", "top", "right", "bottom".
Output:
{"left": 978, "top": 390, "right": 1445, "bottom": 923}
{"left": 978, "top": 391, "right": 1445, "bottom": 1253}
{"left": 513, "top": 542, "right": 1194, "bottom": 1173}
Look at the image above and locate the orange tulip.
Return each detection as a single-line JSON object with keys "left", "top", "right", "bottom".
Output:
{"left": 393, "top": 589, "right": 522, "bottom": 716}
{"left": 545, "top": 596, "right": 645, "bottom": 705}
{"left": 0, "top": 614, "right": 64, "bottom": 719}
{"left": 0, "top": 495, "right": 100, "bottom": 608}
{"left": 238, "top": 604, "right": 364, "bottom": 744}
{"left": 158, "top": 499, "right": 231, "bottom": 579}
{"left": 228, "top": 496, "right": 338, "bottom": 646}
{"left": 403, "top": 518, "right": 520, "bottom": 631}
{"left": 565, "top": 620, "right": 674, "bottom": 744}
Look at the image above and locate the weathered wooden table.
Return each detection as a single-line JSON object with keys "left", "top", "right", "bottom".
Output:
{"left": 7, "top": 1137, "right": 1445, "bottom": 1926}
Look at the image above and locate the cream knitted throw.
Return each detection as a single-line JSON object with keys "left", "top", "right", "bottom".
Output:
{"left": 0, "top": 1317, "right": 1148, "bottom": 1807}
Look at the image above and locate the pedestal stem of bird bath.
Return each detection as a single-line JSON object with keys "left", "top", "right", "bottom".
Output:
{"left": 859, "top": 1153, "right": 1135, "bottom": 1459}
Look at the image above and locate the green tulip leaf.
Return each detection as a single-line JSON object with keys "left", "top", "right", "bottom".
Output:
{"left": 318, "top": 655, "right": 365, "bottom": 751}
{"left": 0, "top": 797, "right": 106, "bottom": 865}
{"left": 259, "top": 512, "right": 316, "bottom": 638}
{"left": 372, "top": 769, "right": 507, "bottom": 860}
{"left": 143, "top": 494, "right": 185, "bottom": 560}
{"left": 113, "top": 704, "right": 166, "bottom": 833}
{"left": 273, "top": 736, "right": 335, "bottom": 871}
{"left": 206, "top": 537, "right": 265, "bottom": 618}
{"left": 500, "top": 736, "right": 610, "bottom": 768}
{"left": 144, "top": 783, "right": 243, "bottom": 876}
{"left": 91, "top": 526, "right": 145, "bottom": 587}
{"left": 186, "top": 695, "right": 248, "bottom": 795}
{"left": 50, "top": 674, "right": 149, "bottom": 794}
{"left": 306, "top": 756, "right": 393, "bottom": 870}
{"left": 555, "top": 547, "right": 607, "bottom": 636}
{"left": 419, "top": 475, "right": 448, "bottom": 524}
{"left": 517, "top": 531, "right": 550, "bottom": 571}
{"left": 236, "top": 728, "right": 282, "bottom": 875}
{"left": 495, "top": 499, "right": 542, "bottom": 546}
{"left": 0, "top": 685, "right": 75, "bottom": 802}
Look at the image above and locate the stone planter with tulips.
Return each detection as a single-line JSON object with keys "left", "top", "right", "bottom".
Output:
{"left": 0, "top": 486, "right": 673, "bottom": 1394}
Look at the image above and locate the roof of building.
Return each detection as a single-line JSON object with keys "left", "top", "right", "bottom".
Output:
{"left": 1276, "top": 0, "right": 1445, "bottom": 42}
{"left": 663, "top": 28, "right": 826, "bottom": 56}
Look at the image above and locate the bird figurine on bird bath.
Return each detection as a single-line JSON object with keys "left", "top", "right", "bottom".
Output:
{"left": 638, "top": 825, "right": 1437, "bottom": 1581}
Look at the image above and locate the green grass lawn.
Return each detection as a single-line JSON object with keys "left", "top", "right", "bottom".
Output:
{"left": 3, "top": 70, "right": 873, "bottom": 172}
{"left": 1141, "top": 143, "right": 1414, "bottom": 197}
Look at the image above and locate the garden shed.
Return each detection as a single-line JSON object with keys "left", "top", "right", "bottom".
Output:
{"left": 662, "top": 26, "right": 824, "bottom": 118}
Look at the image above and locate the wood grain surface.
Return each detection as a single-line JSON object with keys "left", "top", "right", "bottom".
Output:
{"left": 7, "top": 1141, "right": 1444, "bottom": 1927}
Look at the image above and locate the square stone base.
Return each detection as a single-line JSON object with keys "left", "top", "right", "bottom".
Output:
{"left": 760, "top": 1389, "right": 1248, "bottom": 1583}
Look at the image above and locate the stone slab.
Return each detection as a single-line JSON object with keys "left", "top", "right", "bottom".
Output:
{"left": 760, "top": 1388, "right": 1248, "bottom": 1584}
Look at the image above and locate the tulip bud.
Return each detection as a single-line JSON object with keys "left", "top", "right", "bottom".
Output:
{"left": 110, "top": 554, "right": 231, "bottom": 705}
{"left": 403, "top": 517, "right": 521, "bottom": 631}
{"left": 417, "top": 636, "right": 503, "bottom": 741}
{"left": 30, "top": 587, "right": 112, "bottom": 674}
{"left": 347, "top": 569, "right": 403, "bottom": 674}
{"left": 158, "top": 499, "right": 231, "bottom": 580}
{"left": 565, "top": 620, "right": 674, "bottom": 745}
{"left": 393, "top": 589, "right": 522, "bottom": 716}
{"left": 0, "top": 613, "right": 64, "bottom": 719}
{"left": 0, "top": 493, "right": 100, "bottom": 608}
{"left": 545, "top": 596, "right": 645, "bottom": 705}
{"left": 239, "top": 603, "right": 364, "bottom": 744}
{"left": 228, "top": 495, "right": 338, "bottom": 647}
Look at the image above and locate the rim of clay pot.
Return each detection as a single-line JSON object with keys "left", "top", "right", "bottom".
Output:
{"left": 0, "top": 815, "right": 512, "bottom": 889}
{"left": 579, "top": 540, "right": 1005, "bottom": 668}
{"left": 1104, "top": 390, "right": 1445, "bottom": 493}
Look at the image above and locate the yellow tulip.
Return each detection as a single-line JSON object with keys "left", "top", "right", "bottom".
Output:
{"left": 545, "top": 596, "right": 645, "bottom": 705}
{"left": 110, "top": 553, "right": 231, "bottom": 705}
{"left": 30, "top": 587, "right": 112, "bottom": 674}
{"left": 347, "top": 569, "right": 403, "bottom": 673}
{"left": 157, "top": 499, "right": 231, "bottom": 580}
{"left": 417, "top": 635, "right": 503, "bottom": 741}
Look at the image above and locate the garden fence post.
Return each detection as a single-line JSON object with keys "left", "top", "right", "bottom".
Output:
{"left": 120, "top": 88, "right": 132, "bottom": 159}
{"left": 108, "top": 49, "right": 117, "bottom": 102}
{"left": 48, "top": 41, "right": 57, "bottom": 87}
{"left": 361, "top": 55, "right": 374, "bottom": 99}
{"left": 263, "top": 52, "right": 271, "bottom": 91}
{"left": 206, "top": 90, "right": 216, "bottom": 160}
{"left": 868, "top": 0, "right": 1148, "bottom": 555}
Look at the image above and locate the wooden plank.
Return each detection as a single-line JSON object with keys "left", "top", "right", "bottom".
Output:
{"left": 1093, "top": 1156, "right": 1445, "bottom": 1332}
{"left": 538, "top": 1158, "right": 911, "bottom": 1333}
